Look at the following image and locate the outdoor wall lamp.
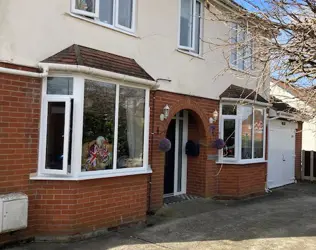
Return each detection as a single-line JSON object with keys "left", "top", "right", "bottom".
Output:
{"left": 209, "top": 110, "right": 218, "bottom": 124}
{"left": 160, "top": 104, "right": 170, "bottom": 121}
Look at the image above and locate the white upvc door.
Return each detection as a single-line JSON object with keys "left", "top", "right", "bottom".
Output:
{"left": 173, "top": 111, "right": 189, "bottom": 195}
{"left": 267, "top": 120, "right": 296, "bottom": 189}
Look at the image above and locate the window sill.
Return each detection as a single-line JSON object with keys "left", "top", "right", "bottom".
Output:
{"left": 30, "top": 167, "right": 152, "bottom": 181}
{"left": 66, "top": 12, "right": 139, "bottom": 38}
{"left": 176, "top": 49, "right": 204, "bottom": 60}
{"left": 216, "top": 159, "right": 267, "bottom": 165}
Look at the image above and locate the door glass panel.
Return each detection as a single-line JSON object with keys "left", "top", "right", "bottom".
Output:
{"left": 47, "top": 77, "right": 73, "bottom": 95}
{"left": 177, "top": 120, "right": 184, "bottom": 192}
{"left": 305, "top": 151, "right": 311, "bottom": 177}
{"left": 222, "top": 105, "right": 237, "bottom": 115}
{"left": 223, "top": 119, "right": 235, "bottom": 158}
{"left": 241, "top": 106, "right": 253, "bottom": 159}
{"left": 45, "top": 102, "right": 66, "bottom": 170}
{"left": 254, "top": 109, "right": 264, "bottom": 158}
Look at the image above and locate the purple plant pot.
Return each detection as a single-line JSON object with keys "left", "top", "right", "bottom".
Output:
{"left": 214, "top": 138, "right": 225, "bottom": 149}
{"left": 159, "top": 138, "right": 172, "bottom": 152}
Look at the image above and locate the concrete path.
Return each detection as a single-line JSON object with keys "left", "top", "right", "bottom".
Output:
{"left": 9, "top": 183, "right": 316, "bottom": 250}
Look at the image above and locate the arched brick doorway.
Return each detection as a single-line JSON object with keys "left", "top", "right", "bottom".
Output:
{"left": 149, "top": 91, "right": 219, "bottom": 210}
{"left": 163, "top": 109, "right": 208, "bottom": 198}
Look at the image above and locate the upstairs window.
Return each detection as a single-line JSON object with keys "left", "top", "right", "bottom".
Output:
{"left": 179, "top": 0, "right": 203, "bottom": 54}
{"left": 71, "top": 0, "right": 136, "bottom": 33}
{"left": 230, "top": 23, "right": 253, "bottom": 71}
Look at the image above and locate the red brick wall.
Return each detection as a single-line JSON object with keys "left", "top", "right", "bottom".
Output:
{"left": 214, "top": 163, "right": 267, "bottom": 198}
{"left": 295, "top": 122, "right": 303, "bottom": 180}
{"left": 32, "top": 176, "right": 148, "bottom": 236}
{"left": 0, "top": 65, "right": 148, "bottom": 245}
{"left": 187, "top": 113, "right": 206, "bottom": 197}
{"left": 0, "top": 66, "right": 41, "bottom": 244}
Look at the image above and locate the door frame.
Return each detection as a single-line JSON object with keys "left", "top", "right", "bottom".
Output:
{"left": 173, "top": 111, "right": 188, "bottom": 196}
{"left": 163, "top": 110, "right": 189, "bottom": 197}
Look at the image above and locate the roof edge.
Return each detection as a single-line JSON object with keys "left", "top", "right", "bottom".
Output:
{"left": 39, "top": 63, "right": 159, "bottom": 89}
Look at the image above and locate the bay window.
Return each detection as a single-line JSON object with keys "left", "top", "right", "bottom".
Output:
{"left": 37, "top": 76, "right": 150, "bottom": 179}
{"left": 220, "top": 103, "right": 266, "bottom": 163}
{"left": 179, "top": 0, "right": 203, "bottom": 54}
{"left": 71, "top": 0, "right": 136, "bottom": 33}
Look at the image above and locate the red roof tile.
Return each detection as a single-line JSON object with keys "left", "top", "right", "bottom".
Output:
{"left": 41, "top": 44, "right": 154, "bottom": 81}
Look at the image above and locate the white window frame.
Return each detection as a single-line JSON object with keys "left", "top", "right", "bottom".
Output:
{"left": 71, "top": 0, "right": 136, "bottom": 34}
{"left": 71, "top": 0, "right": 100, "bottom": 18}
{"left": 178, "top": 0, "right": 203, "bottom": 55}
{"left": 38, "top": 93, "right": 72, "bottom": 176}
{"left": 36, "top": 75, "right": 150, "bottom": 179}
{"left": 219, "top": 103, "right": 266, "bottom": 164}
{"left": 230, "top": 23, "right": 254, "bottom": 72}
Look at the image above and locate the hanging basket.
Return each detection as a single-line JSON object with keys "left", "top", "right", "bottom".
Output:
{"left": 214, "top": 138, "right": 225, "bottom": 150}
{"left": 159, "top": 138, "right": 172, "bottom": 152}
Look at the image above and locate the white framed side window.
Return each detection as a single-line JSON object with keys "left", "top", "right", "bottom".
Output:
{"left": 178, "top": 0, "right": 203, "bottom": 54}
{"left": 219, "top": 103, "right": 266, "bottom": 164}
{"left": 230, "top": 23, "right": 254, "bottom": 71}
{"left": 37, "top": 76, "right": 150, "bottom": 179}
{"left": 71, "top": 0, "right": 136, "bottom": 33}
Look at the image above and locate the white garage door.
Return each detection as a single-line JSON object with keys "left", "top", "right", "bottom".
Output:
{"left": 267, "top": 120, "right": 296, "bottom": 189}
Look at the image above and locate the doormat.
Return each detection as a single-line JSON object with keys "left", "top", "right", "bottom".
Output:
{"left": 164, "top": 194, "right": 200, "bottom": 205}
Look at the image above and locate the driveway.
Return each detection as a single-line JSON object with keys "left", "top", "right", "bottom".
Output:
{"left": 9, "top": 183, "right": 316, "bottom": 250}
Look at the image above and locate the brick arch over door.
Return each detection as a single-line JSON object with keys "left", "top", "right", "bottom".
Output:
{"left": 162, "top": 100, "right": 209, "bottom": 138}
{"left": 149, "top": 90, "right": 220, "bottom": 210}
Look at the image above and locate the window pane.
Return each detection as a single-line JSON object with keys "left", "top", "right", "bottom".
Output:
{"left": 193, "top": 1, "right": 201, "bottom": 54}
{"left": 241, "top": 106, "right": 253, "bottom": 159}
{"left": 118, "top": 0, "right": 133, "bottom": 29}
{"left": 47, "top": 77, "right": 73, "bottom": 95}
{"left": 223, "top": 119, "right": 235, "bottom": 158}
{"left": 254, "top": 109, "right": 264, "bottom": 158}
{"left": 82, "top": 80, "right": 115, "bottom": 171}
{"left": 222, "top": 105, "right": 237, "bottom": 115}
{"left": 100, "top": 0, "right": 114, "bottom": 24}
{"left": 180, "top": 0, "right": 194, "bottom": 48}
{"left": 45, "top": 102, "right": 66, "bottom": 170}
{"left": 230, "top": 23, "right": 238, "bottom": 66}
{"left": 237, "top": 27, "right": 246, "bottom": 70}
{"left": 245, "top": 35, "right": 253, "bottom": 70}
{"left": 117, "top": 86, "right": 145, "bottom": 169}
{"left": 75, "top": 0, "right": 96, "bottom": 13}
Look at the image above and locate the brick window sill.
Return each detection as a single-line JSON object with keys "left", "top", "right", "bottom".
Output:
{"left": 30, "top": 167, "right": 152, "bottom": 181}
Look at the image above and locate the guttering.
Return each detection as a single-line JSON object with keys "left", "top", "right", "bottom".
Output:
{"left": 221, "top": 97, "right": 273, "bottom": 107}
{"left": 0, "top": 66, "right": 48, "bottom": 78}
{"left": 38, "top": 63, "right": 159, "bottom": 89}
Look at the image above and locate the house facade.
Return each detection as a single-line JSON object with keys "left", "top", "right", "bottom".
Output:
{"left": 0, "top": 0, "right": 273, "bottom": 244}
